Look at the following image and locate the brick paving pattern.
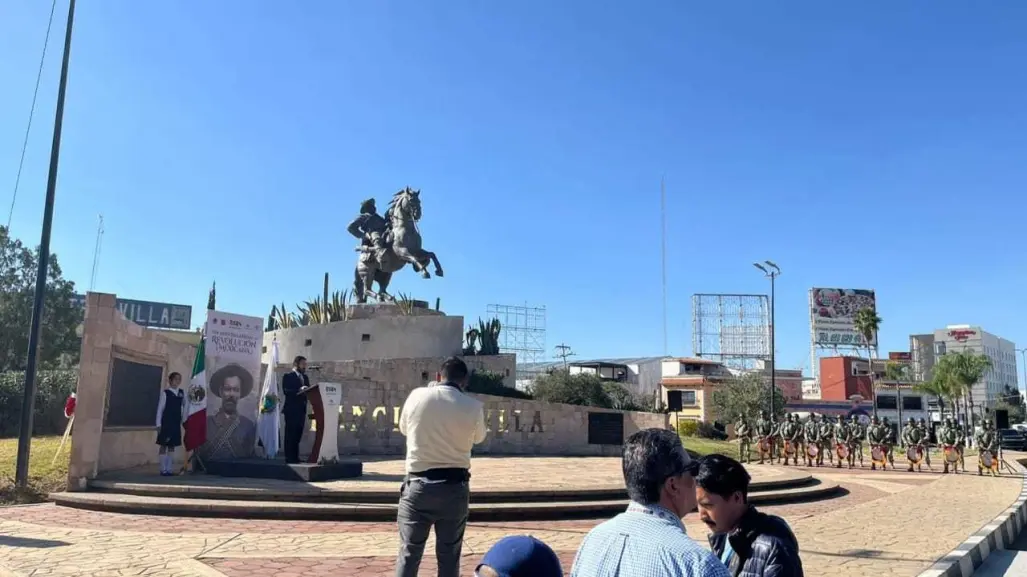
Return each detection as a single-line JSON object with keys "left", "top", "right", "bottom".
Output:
{"left": 0, "top": 457, "right": 1021, "bottom": 576}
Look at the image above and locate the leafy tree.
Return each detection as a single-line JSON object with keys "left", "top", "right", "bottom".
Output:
{"left": 995, "top": 385, "right": 1026, "bottom": 424}
{"left": 528, "top": 370, "right": 614, "bottom": 409}
{"left": 711, "top": 372, "right": 786, "bottom": 424}
{"left": 853, "top": 307, "right": 882, "bottom": 416}
{"left": 467, "top": 370, "right": 531, "bottom": 400}
{"left": 0, "top": 226, "right": 80, "bottom": 372}
{"left": 207, "top": 281, "right": 216, "bottom": 310}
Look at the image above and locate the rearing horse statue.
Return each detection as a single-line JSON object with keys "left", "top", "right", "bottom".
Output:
{"left": 351, "top": 187, "right": 444, "bottom": 304}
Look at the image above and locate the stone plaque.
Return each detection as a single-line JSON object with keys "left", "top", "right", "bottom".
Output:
{"left": 588, "top": 412, "right": 624, "bottom": 445}
{"left": 104, "top": 357, "right": 164, "bottom": 428}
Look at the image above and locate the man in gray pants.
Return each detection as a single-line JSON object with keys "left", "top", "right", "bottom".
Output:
{"left": 396, "top": 357, "right": 487, "bottom": 577}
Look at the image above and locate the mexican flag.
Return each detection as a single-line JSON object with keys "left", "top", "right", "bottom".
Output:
{"left": 183, "top": 338, "right": 207, "bottom": 451}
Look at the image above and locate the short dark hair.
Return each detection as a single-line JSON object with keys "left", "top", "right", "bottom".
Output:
{"left": 695, "top": 454, "right": 751, "bottom": 503}
{"left": 622, "top": 428, "right": 692, "bottom": 505}
{"left": 293, "top": 355, "right": 306, "bottom": 367}
{"left": 440, "top": 356, "right": 468, "bottom": 383}
{"left": 168, "top": 372, "right": 181, "bottom": 383}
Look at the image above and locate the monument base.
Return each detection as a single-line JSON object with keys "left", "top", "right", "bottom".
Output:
{"left": 204, "top": 458, "right": 363, "bottom": 482}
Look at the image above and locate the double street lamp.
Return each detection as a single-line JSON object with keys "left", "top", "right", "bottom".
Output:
{"left": 754, "top": 261, "right": 781, "bottom": 416}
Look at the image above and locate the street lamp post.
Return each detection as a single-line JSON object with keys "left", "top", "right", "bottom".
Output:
{"left": 754, "top": 261, "right": 781, "bottom": 416}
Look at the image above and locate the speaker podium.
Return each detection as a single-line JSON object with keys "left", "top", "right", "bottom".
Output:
{"left": 303, "top": 382, "right": 343, "bottom": 464}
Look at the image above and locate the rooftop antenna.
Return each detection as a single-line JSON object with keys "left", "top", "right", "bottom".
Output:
{"left": 88, "top": 214, "right": 103, "bottom": 291}
{"left": 661, "top": 177, "right": 668, "bottom": 356}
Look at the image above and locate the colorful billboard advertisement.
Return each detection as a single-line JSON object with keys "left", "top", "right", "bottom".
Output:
{"left": 810, "top": 288, "right": 877, "bottom": 347}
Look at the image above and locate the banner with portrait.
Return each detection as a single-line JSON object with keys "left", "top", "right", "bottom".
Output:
{"left": 200, "top": 310, "right": 264, "bottom": 461}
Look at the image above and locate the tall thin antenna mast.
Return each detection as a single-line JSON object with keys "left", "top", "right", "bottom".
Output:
{"left": 661, "top": 177, "right": 668, "bottom": 355}
{"left": 89, "top": 214, "right": 103, "bottom": 291}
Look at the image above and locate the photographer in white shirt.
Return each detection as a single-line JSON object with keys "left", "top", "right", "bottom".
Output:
{"left": 396, "top": 357, "right": 487, "bottom": 577}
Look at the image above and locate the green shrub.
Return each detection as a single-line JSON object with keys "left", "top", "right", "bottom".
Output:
{"left": 0, "top": 370, "right": 76, "bottom": 437}
{"left": 467, "top": 370, "right": 531, "bottom": 400}
{"left": 677, "top": 420, "right": 700, "bottom": 437}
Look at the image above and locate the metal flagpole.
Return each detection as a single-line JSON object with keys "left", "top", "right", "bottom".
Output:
{"left": 16, "top": 0, "right": 77, "bottom": 488}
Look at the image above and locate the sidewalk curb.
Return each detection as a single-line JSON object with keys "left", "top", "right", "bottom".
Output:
{"left": 916, "top": 460, "right": 1027, "bottom": 577}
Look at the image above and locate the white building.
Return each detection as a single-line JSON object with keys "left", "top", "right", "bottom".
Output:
{"left": 801, "top": 378, "right": 820, "bottom": 400}
{"left": 909, "top": 325, "right": 1018, "bottom": 409}
{"left": 516, "top": 357, "right": 665, "bottom": 399}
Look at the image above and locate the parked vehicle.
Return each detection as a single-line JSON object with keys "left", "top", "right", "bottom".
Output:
{"left": 998, "top": 428, "right": 1027, "bottom": 451}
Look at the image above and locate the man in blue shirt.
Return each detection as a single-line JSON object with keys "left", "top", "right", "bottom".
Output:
{"left": 570, "top": 429, "right": 731, "bottom": 577}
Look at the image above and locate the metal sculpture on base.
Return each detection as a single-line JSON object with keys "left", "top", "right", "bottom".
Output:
{"left": 347, "top": 188, "right": 444, "bottom": 304}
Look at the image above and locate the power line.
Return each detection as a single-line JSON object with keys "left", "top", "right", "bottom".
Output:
{"left": 7, "top": 0, "right": 60, "bottom": 231}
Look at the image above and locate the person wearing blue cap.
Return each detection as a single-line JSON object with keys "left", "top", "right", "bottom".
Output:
{"left": 476, "top": 535, "right": 564, "bottom": 577}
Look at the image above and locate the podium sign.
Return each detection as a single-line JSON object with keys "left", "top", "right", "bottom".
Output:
{"left": 306, "top": 382, "right": 343, "bottom": 464}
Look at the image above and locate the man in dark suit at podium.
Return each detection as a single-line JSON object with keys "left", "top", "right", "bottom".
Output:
{"left": 281, "top": 355, "right": 310, "bottom": 464}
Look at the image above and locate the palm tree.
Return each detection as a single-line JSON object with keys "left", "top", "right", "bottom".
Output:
{"left": 853, "top": 308, "right": 883, "bottom": 416}
{"left": 915, "top": 367, "right": 954, "bottom": 422}
{"left": 884, "top": 361, "right": 912, "bottom": 428}
{"left": 939, "top": 350, "right": 993, "bottom": 431}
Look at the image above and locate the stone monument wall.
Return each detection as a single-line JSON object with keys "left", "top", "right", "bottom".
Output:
{"left": 69, "top": 293, "right": 197, "bottom": 488}
{"left": 278, "top": 353, "right": 517, "bottom": 391}
{"left": 305, "top": 371, "right": 668, "bottom": 457}
{"left": 263, "top": 304, "right": 464, "bottom": 366}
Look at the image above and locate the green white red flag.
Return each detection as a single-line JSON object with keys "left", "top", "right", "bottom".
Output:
{"left": 183, "top": 337, "right": 207, "bottom": 451}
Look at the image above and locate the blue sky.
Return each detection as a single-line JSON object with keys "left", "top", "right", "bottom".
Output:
{"left": 2, "top": 1, "right": 1026, "bottom": 382}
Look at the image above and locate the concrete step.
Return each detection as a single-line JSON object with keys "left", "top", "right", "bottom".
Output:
{"left": 51, "top": 479, "right": 841, "bottom": 522}
{"left": 85, "top": 473, "right": 818, "bottom": 504}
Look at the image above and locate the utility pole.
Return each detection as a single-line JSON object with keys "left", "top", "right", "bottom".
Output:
{"left": 555, "top": 343, "right": 575, "bottom": 370}
{"left": 88, "top": 214, "right": 103, "bottom": 291}
{"left": 17, "top": 0, "right": 77, "bottom": 488}
{"left": 753, "top": 261, "right": 781, "bottom": 416}
{"left": 660, "top": 177, "right": 668, "bottom": 356}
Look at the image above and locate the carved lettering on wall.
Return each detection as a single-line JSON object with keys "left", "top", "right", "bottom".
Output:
{"left": 333, "top": 405, "right": 547, "bottom": 435}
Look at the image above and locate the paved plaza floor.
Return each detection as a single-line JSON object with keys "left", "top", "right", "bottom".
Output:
{"left": 0, "top": 457, "right": 1022, "bottom": 577}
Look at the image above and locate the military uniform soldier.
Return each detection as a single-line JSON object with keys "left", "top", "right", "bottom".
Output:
{"left": 754, "top": 411, "right": 774, "bottom": 465}
{"left": 866, "top": 416, "right": 887, "bottom": 470}
{"left": 882, "top": 416, "right": 896, "bottom": 468}
{"left": 955, "top": 419, "right": 967, "bottom": 470}
{"left": 938, "top": 417, "right": 961, "bottom": 474}
{"left": 735, "top": 415, "right": 753, "bottom": 464}
{"left": 833, "top": 415, "right": 852, "bottom": 468}
{"left": 803, "top": 414, "right": 821, "bottom": 467}
{"left": 780, "top": 414, "right": 801, "bottom": 466}
{"left": 903, "top": 417, "right": 927, "bottom": 472}
{"left": 848, "top": 415, "right": 865, "bottom": 468}
{"left": 918, "top": 418, "right": 932, "bottom": 468}
{"left": 819, "top": 415, "right": 835, "bottom": 467}
{"left": 976, "top": 420, "right": 1000, "bottom": 477}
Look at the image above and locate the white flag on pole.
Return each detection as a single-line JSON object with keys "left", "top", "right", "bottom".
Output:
{"left": 256, "top": 340, "right": 281, "bottom": 459}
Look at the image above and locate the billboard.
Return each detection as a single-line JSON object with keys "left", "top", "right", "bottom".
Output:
{"left": 72, "top": 294, "right": 192, "bottom": 330}
{"left": 810, "top": 288, "right": 877, "bottom": 347}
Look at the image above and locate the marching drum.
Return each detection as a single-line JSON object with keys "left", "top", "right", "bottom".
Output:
{"left": 905, "top": 446, "right": 923, "bottom": 464}
{"left": 980, "top": 451, "right": 998, "bottom": 471}
{"left": 807, "top": 444, "right": 819, "bottom": 459}
{"left": 871, "top": 445, "right": 885, "bottom": 465}
{"left": 835, "top": 443, "right": 849, "bottom": 459}
{"left": 944, "top": 445, "right": 959, "bottom": 464}
{"left": 784, "top": 441, "right": 796, "bottom": 457}
{"left": 758, "top": 439, "right": 771, "bottom": 455}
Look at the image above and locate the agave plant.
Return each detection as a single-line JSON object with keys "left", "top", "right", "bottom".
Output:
{"left": 269, "top": 302, "right": 298, "bottom": 330}
{"left": 326, "top": 289, "right": 349, "bottom": 322}
{"left": 395, "top": 292, "right": 415, "bottom": 316}
{"left": 477, "top": 317, "right": 501, "bottom": 356}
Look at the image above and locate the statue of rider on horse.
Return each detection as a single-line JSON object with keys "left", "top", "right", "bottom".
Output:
{"left": 347, "top": 188, "right": 444, "bottom": 304}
